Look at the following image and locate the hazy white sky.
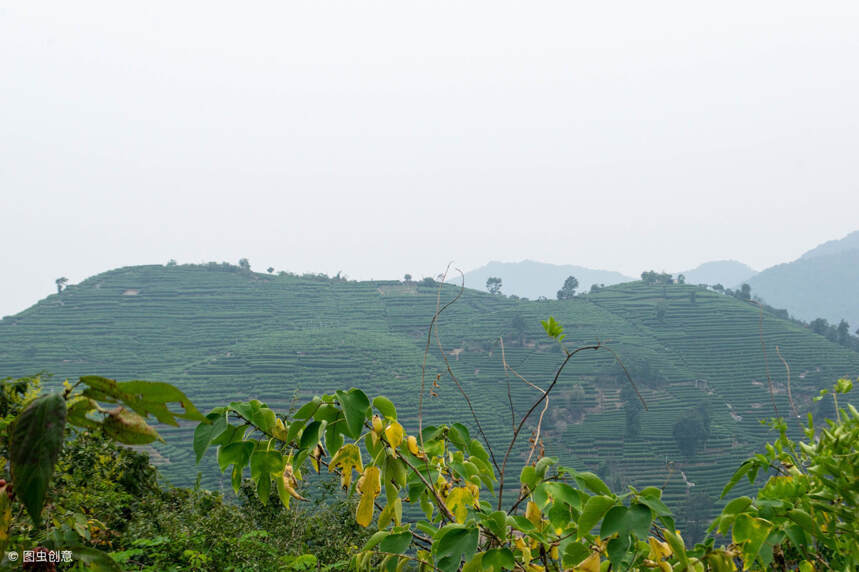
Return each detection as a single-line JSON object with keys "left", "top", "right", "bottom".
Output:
{"left": 2, "top": 1, "right": 858, "bottom": 317}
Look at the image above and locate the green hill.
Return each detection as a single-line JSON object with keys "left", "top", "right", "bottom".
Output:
{"left": 1, "top": 263, "right": 857, "bottom": 522}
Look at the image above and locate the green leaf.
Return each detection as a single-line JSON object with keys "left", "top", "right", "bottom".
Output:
{"left": 625, "top": 503, "right": 652, "bottom": 538}
{"left": 218, "top": 441, "right": 255, "bottom": 472}
{"left": 9, "top": 392, "right": 67, "bottom": 526}
{"left": 250, "top": 450, "right": 283, "bottom": 480}
{"left": 787, "top": 509, "right": 816, "bottom": 534}
{"left": 379, "top": 531, "right": 411, "bottom": 553}
{"left": 541, "top": 316, "right": 565, "bottom": 341}
{"left": 435, "top": 525, "right": 479, "bottom": 572}
{"left": 479, "top": 548, "right": 514, "bottom": 572}
{"left": 80, "top": 376, "right": 128, "bottom": 403}
{"left": 373, "top": 396, "right": 397, "bottom": 421}
{"left": 362, "top": 530, "right": 389, "bottom": 551}
{"left": 577, "top": 495, "right": 615, "bottom": 539}
{"left": 520, "top": 465, "right": 538, "bottom": 489}
{"left": 721, "top": 461, "right": 752, "bottom": 498}
{"left": 534, "top": 456, "right": 557, "bottom": 479}
{"left": 293, "top": 397, "right": 322, "bottom": 421}
{"left": 607, "top": 533, "right": 631, "bottom": 567}
{"left": 563, "top": 541, "right": 590, "bottom": 566}
{"left": 194, "top": 411, "right": 226, "bottom": 463}
{"left": 638, "top": 495, "right": 672, "bottom": 517}
{"left": 336, "top": 388, "right": 371, "bottom": 439}
{"left": 299, "top": 420, "right": 324, "bottom": 451}
{"left": 229, "top": 400, "right": 276, "bottom": 433}
{"left": 733, "top": 514, "right": 773, "bottom": 564}
{"left": 575, "top": 471, "right": 612, "bottom": 496}
{"left": 723, "top": 496, "right": 753, "bottom": 516}
{"left": 600, "top": 506, "right": 627, "bottom": 537}
{"left": 544, "top": 481, "right": 582, "bottom": 511}
{"left": 118, "top": 380, "right": 204, "bottom": 422}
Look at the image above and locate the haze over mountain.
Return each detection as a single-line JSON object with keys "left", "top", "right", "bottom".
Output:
{"left": 748, "top": 230, "right": 859, "bottom": 328}
{"left": 459, "top": 260, "right": 634, "bottom": 299}
{"left": 677, "top": 260, "right": 758, "bottom": 287}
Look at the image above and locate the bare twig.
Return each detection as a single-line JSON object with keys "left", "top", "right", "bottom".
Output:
{"left": 500, "top": 345, "right": 550, "bottom": 466}
{"left": 433, "top": 317, "right": 502, "bottom": 475}
{"left": 418, "top": 264, "right": 463, "bottom": 450}
{"left": 756, "top": 303, "right": 780, "bottom": 418}
{"left": 775, "top": 346, "right": 798, "bottom": 418}
{"left": 500, "top": 337, "right": 517, "bottom": 431}
{"left": 498, "top": 343, "right": 601, "bottom": 510}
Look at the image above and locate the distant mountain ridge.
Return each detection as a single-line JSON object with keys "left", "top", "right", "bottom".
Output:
{"left": 800, "top": 230, "right": 859, "bottom": 260}
{"left": 677, "top": 260, "right": 758, "bottom": 287}
{"left": 748, "top": 230, "right": 859, "bottom": 328}
{"left": 459, "top": 260, "right": 634, "bottom": 299}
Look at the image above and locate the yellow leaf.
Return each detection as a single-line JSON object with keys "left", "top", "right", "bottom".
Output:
{"left": 329, "top": 443, "right": 363, "bottom": 488}
{"left": 445, "top": 487, "right": 474, "bottom": 523}
{"left": 575, "top": 552, "right": 600, "bottom": 572}
{"left": 526, "top": 501, "right": 541, "bottom": 526}
{"left": 356, "top": 466, "right": 381, "bottom": 527}
{"left": 310, "top": 444, "right": 324, "bottom": 473}
{"left": 385, "top": 421, "right": 405, "bottom": 450}
{"left": 273, "top": 418, "right": 289, "bottom": 441}
{"left": 407, "top": 435, "right": 425, "bottom": 458}
{"left": 648, "top": 537, "right": 672, "bottom": 560}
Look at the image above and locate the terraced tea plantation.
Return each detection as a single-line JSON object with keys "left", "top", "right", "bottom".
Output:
{"left": 1, "top": 264, "right": 857, "bottom": 523}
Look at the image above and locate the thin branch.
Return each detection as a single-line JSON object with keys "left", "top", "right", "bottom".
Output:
{"left": 432, "top": 300, "right": 502, "bottom": 476}
{"left": 756, "top": 302, "right": 780, "bottom": 418}
{"left": 500, "top": 337, "right": 517, "bottom": 431}
{"left": 498, "top": 343, "right": 601, "bottom": 510}
{"left": 500, "top": 337, "right": 552, "bottom": 464}
{"left": 775, "top": 345, "right": 799, "bottom": 418}
{"left": 418, "top": 263, "right": 462, "bottom": 452}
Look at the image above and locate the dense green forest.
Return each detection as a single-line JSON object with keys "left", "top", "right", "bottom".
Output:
{"left": 1, "top": 263, "right": 857, "bottom": 530}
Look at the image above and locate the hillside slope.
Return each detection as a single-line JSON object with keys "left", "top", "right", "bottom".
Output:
{"left": 1, "top": 264, "right": 857, "bottom": 517}
{"left": 460, "top": 260, "right": 633, "bottom": 298}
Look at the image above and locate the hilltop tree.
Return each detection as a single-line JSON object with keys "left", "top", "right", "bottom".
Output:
{"left": 556, "top": 275, "right": 579, "bottom": 300}
{"left": 837, "top": 319, "right": 850, "bottom": 345}
{"left": 266, "top": 266, "right": 274, "bottom": 274}
{"left": 641, "top": 270, "right": 673, "bottom": 285}
{"left": 238, "top": 258, "right": 251, "bottom": 271}
{"left": 677, "top": 273, "right": 686, "bottom": 285}
{"left": 403, "top": 273, "right": 412, "bottom": 283}
{"left": 738, "top": 283, "right": 752, "bottom": 301}
{"left": 485, "top": 276, "right": 502, "bottom": 295}
{"left": 54, "top": 277, "right": 68, "bottom": 294}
